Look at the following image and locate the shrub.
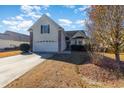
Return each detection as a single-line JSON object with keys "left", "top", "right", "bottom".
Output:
{"left": 20, "top": 44, "right": 30, "bottom": 53}
{"left": 71, "top": 45, "right": 87, "bottom": 51}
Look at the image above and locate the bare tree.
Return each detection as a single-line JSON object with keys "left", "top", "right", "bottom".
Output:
{"left": 87, "top": 5, "right": 124, "bottom": 68}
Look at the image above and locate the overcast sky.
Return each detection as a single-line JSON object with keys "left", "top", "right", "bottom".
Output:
{"left": 0, "top": 5, "right": 89, "bottom": 34}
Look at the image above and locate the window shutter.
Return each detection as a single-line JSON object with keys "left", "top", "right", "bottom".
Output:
{"left": 41, "top": 25, "right": 43, "bottom": 34}
{"left": 48, "top": 25, "right": 50, "bottom": 33}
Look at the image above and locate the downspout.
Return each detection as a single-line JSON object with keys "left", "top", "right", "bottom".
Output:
{"left": 58, "top": 28, "right": 62, "bottom": 53}
{"left": 29, "top": 29, "right": 33, "bottom": 52}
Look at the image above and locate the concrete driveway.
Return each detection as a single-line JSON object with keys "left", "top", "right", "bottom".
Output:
{"left": 0, "top": 53, "right": 53, "bottom": 87}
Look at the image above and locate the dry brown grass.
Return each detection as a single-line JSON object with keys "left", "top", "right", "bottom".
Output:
{"left": 101, "top": 53, "right": 124, "bottom": 61}
{"left": 78, "top": 63, "right": 121, "bottom": 87}
{"left": 5, "top": 53, "right": 124, "bottom": 88}
{"left": 0, "top": 50, "right": 22, "bottom": 58}
{"left": 6, "top": 54, "right": 82, "bottom": 88}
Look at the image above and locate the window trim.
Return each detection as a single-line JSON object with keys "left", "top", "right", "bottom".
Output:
{"left": 41, "top": 24, "right": 50, "bottom": 34}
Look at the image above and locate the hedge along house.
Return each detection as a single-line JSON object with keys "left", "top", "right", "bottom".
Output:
{"left": 28, "top": 14, "right": 87, "bottom": 53}
{"left": 28, "top": 14, "right": 66, "bottom": 52}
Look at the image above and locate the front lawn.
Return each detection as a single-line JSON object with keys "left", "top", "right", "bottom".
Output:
{"left": 6, "top": 52, "right": 124, "bottom": 88}
{"left": 0, "top": 50, "right": 22, "bottom": 58}
{"left": 102, "top": 53, "right": 124, "bottom": 61}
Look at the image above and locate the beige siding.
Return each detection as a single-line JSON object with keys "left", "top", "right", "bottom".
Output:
{"left": 31, "top": 16, "right": 59, "bottom": 52}
{"left": 71, "top": 32, "right": 86, "bottom": 45}
{"left": 0, "top": 39, "right": 29, "bottom": 49}
{"left": 29, "top": 15, "right": 66, "bottom": 52}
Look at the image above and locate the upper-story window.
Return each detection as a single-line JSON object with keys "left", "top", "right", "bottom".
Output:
{"left": 41, "top": 25, "right": 50, "bottom": 34}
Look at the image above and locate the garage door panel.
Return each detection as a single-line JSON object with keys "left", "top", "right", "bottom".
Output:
{"left": 33, "top": 42, "right": 58, "bottom": 52}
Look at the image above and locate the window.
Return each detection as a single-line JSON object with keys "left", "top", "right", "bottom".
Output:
{"left": 75, "top": 40, "right": 77, "bottom": 45}
{"left": 41, "top": 25, "right": 50, "bottom": 34}
{"left": 78, "top": 40, "right": 82, "bottom": 45}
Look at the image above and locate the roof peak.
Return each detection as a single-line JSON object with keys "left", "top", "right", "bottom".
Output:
{"left": 65, "top": 30, "right": 86, "bottom": 38}
{"left": 28, "top": 14, "right": 63, "bottom": 31}
{"left": 42, "top": 14, "right": 48, "bottom": 17}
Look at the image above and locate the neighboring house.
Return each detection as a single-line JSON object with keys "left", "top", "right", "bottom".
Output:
{"left": 65, "top": 30, "right": 87, "bottom": 49}
{"left": 0, "top": 31, "right": 29, "bottom": 50}
{"left": 28, "top": 14, "right": 87, "bottom": 53}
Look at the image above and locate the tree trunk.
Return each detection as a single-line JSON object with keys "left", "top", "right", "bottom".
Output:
{"left": 115, "top": 53, "right": 120, "bottom": 64}
{"left": 115, "top": 53, "right": 121, "bottom": 79}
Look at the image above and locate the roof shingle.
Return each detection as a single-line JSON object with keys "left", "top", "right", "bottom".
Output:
{"left": 0, "top": 31, "right": 29, "bottom": 42}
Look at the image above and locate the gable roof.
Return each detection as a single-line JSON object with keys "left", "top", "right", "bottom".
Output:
{"left": 0, "top": 31, "right": 29, "bottom": 42}
{"left": 28, "top": 14, "right": 63, "bottom": 31}
{"left": 65, "top": 30, "right": 86, "bottom": 38}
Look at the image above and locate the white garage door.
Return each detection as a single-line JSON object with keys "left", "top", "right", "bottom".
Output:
{"left": 33, "top": 41, "right": 58, "bottom": 52}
